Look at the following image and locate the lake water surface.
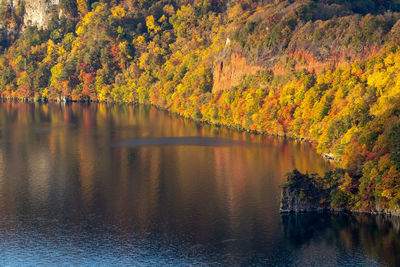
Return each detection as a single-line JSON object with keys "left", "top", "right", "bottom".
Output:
{"left": 0, "top": 102, "right": 398, "bottom": 266}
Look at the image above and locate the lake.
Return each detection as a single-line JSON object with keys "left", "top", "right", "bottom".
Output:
{"left": 0, "top": 102, "right": 398, "bottom": 266}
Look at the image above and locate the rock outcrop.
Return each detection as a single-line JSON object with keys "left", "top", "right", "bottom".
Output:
{"left": 23, "top": 0, "right": 59, "bottom": 29}
{"left": 280, "top": 169, "right": 330, "bottom": 213}
{"left": 212, "top": 53, "right": 263, "bottom": 93}
{"left": 4, "top": 0, "right": 59, "bottom": 29}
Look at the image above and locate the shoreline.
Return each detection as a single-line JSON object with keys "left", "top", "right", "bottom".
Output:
{"left": 0, "top": 97, "right": 318, "bottom": 145}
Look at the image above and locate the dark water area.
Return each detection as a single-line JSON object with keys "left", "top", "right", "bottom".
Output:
{"left": 0, "top": 102, "right": 398, "bottom": 266}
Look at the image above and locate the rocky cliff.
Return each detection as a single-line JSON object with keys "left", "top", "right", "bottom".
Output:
{"left": 212, "top": 52, "right": 263, "bottom": 93}
{"left": 4, "top": 0, "right": 59, "bottom": 29}
{"left": 23, "top": 0, "right": 59, "bottom": 29}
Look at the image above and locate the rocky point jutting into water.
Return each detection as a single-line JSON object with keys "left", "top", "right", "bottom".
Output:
{"left": 280, "top": 169, "right": 330, "bottom": 213}
{"left": 280, "top": 169, "right": 400, "bottom": 217}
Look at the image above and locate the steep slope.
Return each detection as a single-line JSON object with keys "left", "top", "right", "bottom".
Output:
{"left": 213, "top": 52, "right": 263, "bottom": 93}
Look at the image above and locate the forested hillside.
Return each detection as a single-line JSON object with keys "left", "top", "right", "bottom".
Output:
{"left": 1, "top": 0, "right": 400, "bottom": 212}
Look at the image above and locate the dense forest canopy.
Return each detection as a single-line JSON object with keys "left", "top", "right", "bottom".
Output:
{"left": 1, "top": 0, "right": 400, "bottom": 211}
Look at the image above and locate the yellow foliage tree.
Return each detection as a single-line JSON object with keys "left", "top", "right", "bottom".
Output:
{"left": 111, "top": 6, "right": 126, "bottom": 18}
{"left": 77, "top": 0, "right": 88, "bottom": 16}
{"left": 146, "top": 15, "right": 161, "bottom": 33}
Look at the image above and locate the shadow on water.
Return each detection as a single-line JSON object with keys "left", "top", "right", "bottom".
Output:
{"left": 112, "top": 137, "right": 248, "bottom": 147}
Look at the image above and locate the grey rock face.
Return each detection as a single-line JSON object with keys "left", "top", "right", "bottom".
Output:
{"left": 280, "top": 186, "right": 325, "bottom": 213}
{"left": 3, "top": 0, "right": 59, "bottom": 29}
{"left": 23, "top": 0, "right": 59, "bottom": 29}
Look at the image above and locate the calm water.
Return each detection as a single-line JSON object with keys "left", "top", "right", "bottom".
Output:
{"left": 0, "top": 102, "right": 398, "bottom": 266}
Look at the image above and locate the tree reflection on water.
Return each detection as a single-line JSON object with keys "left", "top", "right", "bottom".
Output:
{"left": 282, "top": 213, "right": 400, "bottom": 266}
